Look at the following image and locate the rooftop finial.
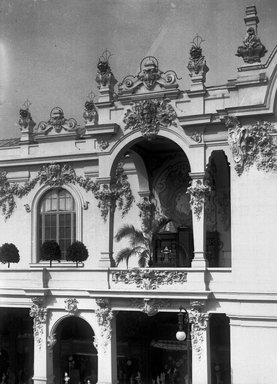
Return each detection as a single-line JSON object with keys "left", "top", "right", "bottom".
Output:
{"left": 236, "top": 6, "right": 267, "bottom": 64}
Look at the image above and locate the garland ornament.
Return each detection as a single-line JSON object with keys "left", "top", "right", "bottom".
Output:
{"left": 112, "top": 269, "right": 187, "bottom": 290}
{"left": 188, "top": 301, "right": 208, "bottom": 360}
{"left": 123, "top": 98, "right": 177, "bottom": 140}
{"left": 29, "top": 297, "right": 47, "bottom": 349}
{"left": 95, "top": 299, "right": 113, "bottom": 352}
{"left": 226, "top": 117, "right": 277, "bottom": 175}
{"left": 186, "top": 179, "right": 211, "bottom": 220}
{"left": 0, "top": 162, "right": 134, "bottom": 221}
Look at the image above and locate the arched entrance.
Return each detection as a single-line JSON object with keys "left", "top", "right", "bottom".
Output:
{"left": 53, "top": 317, "right": 97, "bottom": 384}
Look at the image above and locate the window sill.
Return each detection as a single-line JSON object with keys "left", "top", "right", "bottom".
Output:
{"left": 29, "top": 261, "right": 84, "bottom": 269}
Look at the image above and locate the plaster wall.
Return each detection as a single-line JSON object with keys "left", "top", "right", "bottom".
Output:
{"left": 230, "top": 319, "right": 277, "bottom": 384}
{"left": 231, "top": 166, "right": 277, "bottom": 291}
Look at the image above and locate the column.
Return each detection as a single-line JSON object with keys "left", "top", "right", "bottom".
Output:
{"left": 188, "top": 173, "right": 209, "bottom": 269}
{"left": 189, "top": 303, "right": 210, "bottom": 384}
{"left": 30, "top": 298, "right": 49, "bottom": 384}
{"left": 95, "top": 299, "right": 117, "bottom": 384}
{"left": 96, "top": 177, "right": 116, "bottom": 268}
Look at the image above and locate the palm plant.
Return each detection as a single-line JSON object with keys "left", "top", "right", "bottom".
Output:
{"left": 114, "top": 199, "right": 170, "bottom": 268}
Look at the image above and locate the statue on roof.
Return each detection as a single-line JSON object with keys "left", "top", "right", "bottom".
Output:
{"left": 236, "top": 26, "right": 267, "bottom": 64}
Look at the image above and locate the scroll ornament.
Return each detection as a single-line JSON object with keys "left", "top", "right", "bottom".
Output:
{"left": 226, "top": 117, "right": 277, "bottom": 175}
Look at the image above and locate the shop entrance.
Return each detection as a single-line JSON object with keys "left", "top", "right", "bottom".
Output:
{"left": 53, "top": 317, "right": 97, "bottom": 384}
{"left": 116, "top": 311, "right": 191, "bottom": 384}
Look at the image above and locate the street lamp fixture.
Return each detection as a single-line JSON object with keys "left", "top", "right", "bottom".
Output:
{"left": 176, "top": 306, "right": 189, "bottom": 341}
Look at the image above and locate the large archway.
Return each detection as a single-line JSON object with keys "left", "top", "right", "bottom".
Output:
{"left": 113, "top": 136, "right": 194, "bottom": 268}
{"left": 53, "top": 317, "right": 97, "bottom": 384}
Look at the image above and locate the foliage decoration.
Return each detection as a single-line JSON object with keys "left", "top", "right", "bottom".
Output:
{"left": 66, "top": 241, "right": 89, "bottom": 267}
{"left": 186, "top": 180, "right": 211, "bottom": 220}
{"left": 227, "top": 119, "right": 277, "bottom": 175}
{"left": 123, "top": 98, "right": 178, "bottom": 140}
{"left": 40, "top": 240, "right": 61, "bottom": 267}
{"left": 0, "top": 162, "right": 134, "bottom": 221}
{"left": 0, "top": 243, "right": 20, "bottom": 268}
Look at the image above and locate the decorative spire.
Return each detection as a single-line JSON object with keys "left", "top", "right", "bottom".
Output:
{"left": 236, "top": 6, "right": 267, "bottom": 64}
{"left": 95, "top": 49, "right": 117, "bottom": 106}
{"left": 18, "top": 99, "right": 36, "bottom": 143}
{"left": 187, "top": 34, "right": 209, "bottom": 92}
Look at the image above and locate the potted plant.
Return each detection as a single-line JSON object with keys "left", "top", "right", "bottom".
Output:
{"left": 40, "top": 240, "right": 61, "bottom": 267}
{"left": 66, "top": 241, "right": 89, "bottom": 267}
{"left": 0, "top": 243, "right": 20, "bottom": 268}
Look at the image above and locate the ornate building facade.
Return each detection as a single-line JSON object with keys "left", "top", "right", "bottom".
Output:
{"left": 0, "top": 5, "right": 277, "bottom": 384}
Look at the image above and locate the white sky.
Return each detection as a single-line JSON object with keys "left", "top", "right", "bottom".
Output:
{"left": 0, "top": 0, "right": 277, "bottom": 139}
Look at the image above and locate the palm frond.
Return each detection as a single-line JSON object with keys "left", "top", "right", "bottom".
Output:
{"left": 114, "top": 224, "right": 144, "bottom": 242}
{"left": 115, "top": 247, "right": 135, "bottom": 268}
{"left": 138, "top": 249, "right": 150, "bottom": 268}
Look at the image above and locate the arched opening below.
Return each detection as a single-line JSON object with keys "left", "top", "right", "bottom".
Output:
{"left": 53, "top": 317, "right": 97, "bottom": 384}
{"left": 116, "top": 311, "right": 191, "bottom": 384}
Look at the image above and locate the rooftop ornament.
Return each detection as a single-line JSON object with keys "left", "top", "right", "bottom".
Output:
{"left": 236, "top": 27, "right": 267, "bottom": 64}
{"left": 187, "top": 34, "right": 209, "bottom": 81}
{"left": 118, "top": 56, "right": 179, "bottom": 94}
{"left": 18, "top": 99, "right": 36, "bottom": 142}
{"left": 36, "top": 107, "right": 77, "bottom": 135}
{"left": 83, "top": 91, "right": 98, "bottom": 125}
{"left": 236, "top": 6, "right": 267, "bottom": 64}
{"left": 95, "top": 49, "right": 117, "bottom": 89}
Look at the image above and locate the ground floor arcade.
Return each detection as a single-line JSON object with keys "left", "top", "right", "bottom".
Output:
{"left": 0, "top": 304, "right": 230, "bottom": 384}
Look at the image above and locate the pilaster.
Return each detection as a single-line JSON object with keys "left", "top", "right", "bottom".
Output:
{"left": 189, "top": 302, "right": 210, "bottom": 384}
{"left": 94, "top": 299, "right": 117, "bottom": 384}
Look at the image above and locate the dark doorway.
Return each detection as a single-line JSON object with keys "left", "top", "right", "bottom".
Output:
{"left": 209, "top": 314, "right": 231, "bottom": 384}
{"left": 116, "top": 311, "right": 191, "bottom": 384}
{"left": 53, "top": 316, "right": 97, "bottom": 384}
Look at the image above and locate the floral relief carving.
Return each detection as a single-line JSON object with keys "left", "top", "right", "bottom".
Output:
{"left": 64, "top": 298, "right": 79, "bottom": 314}
{"left": 29, "top": 297, "right": 47, "bottom": 349}
{"left": 36, "top": 107, "right": 77, "bottom": 135}
{"left": 226, "top": 117, "right": 277, "bottom": 175}
{"left": 130, "top": 298, "right": 171, "bottom": 317}
{"left": 123, "top": 98, "right": 178, "bottom": 140}
{"left": 188, "top": 301, "right": 208, "bottom": 360}
{"left": 186, "top": 179, "right": 211, "bottom": 220}
{"left": 112, "top": 269, "right": 187, "bottom": 290}
{"left": 95, "top": 299, "right": 113, "bottom": 352}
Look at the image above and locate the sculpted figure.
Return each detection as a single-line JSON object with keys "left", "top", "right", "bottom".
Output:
{"left": 236, "top": 27, "right": 267, "bottom": 63}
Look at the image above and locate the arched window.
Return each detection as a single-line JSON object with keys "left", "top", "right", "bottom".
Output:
{"left": 39, "top": 189, "right": 76, "bottom": 259}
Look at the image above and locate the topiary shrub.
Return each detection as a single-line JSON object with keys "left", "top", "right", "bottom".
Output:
{"left": 40, "top": 240, "right": 61, "bottom": 267}
{"left": 0, "top": 243, "right": 20, "bottom": 268}
{"left": 66, "top": 241, "right": 89, "bottom": 267}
